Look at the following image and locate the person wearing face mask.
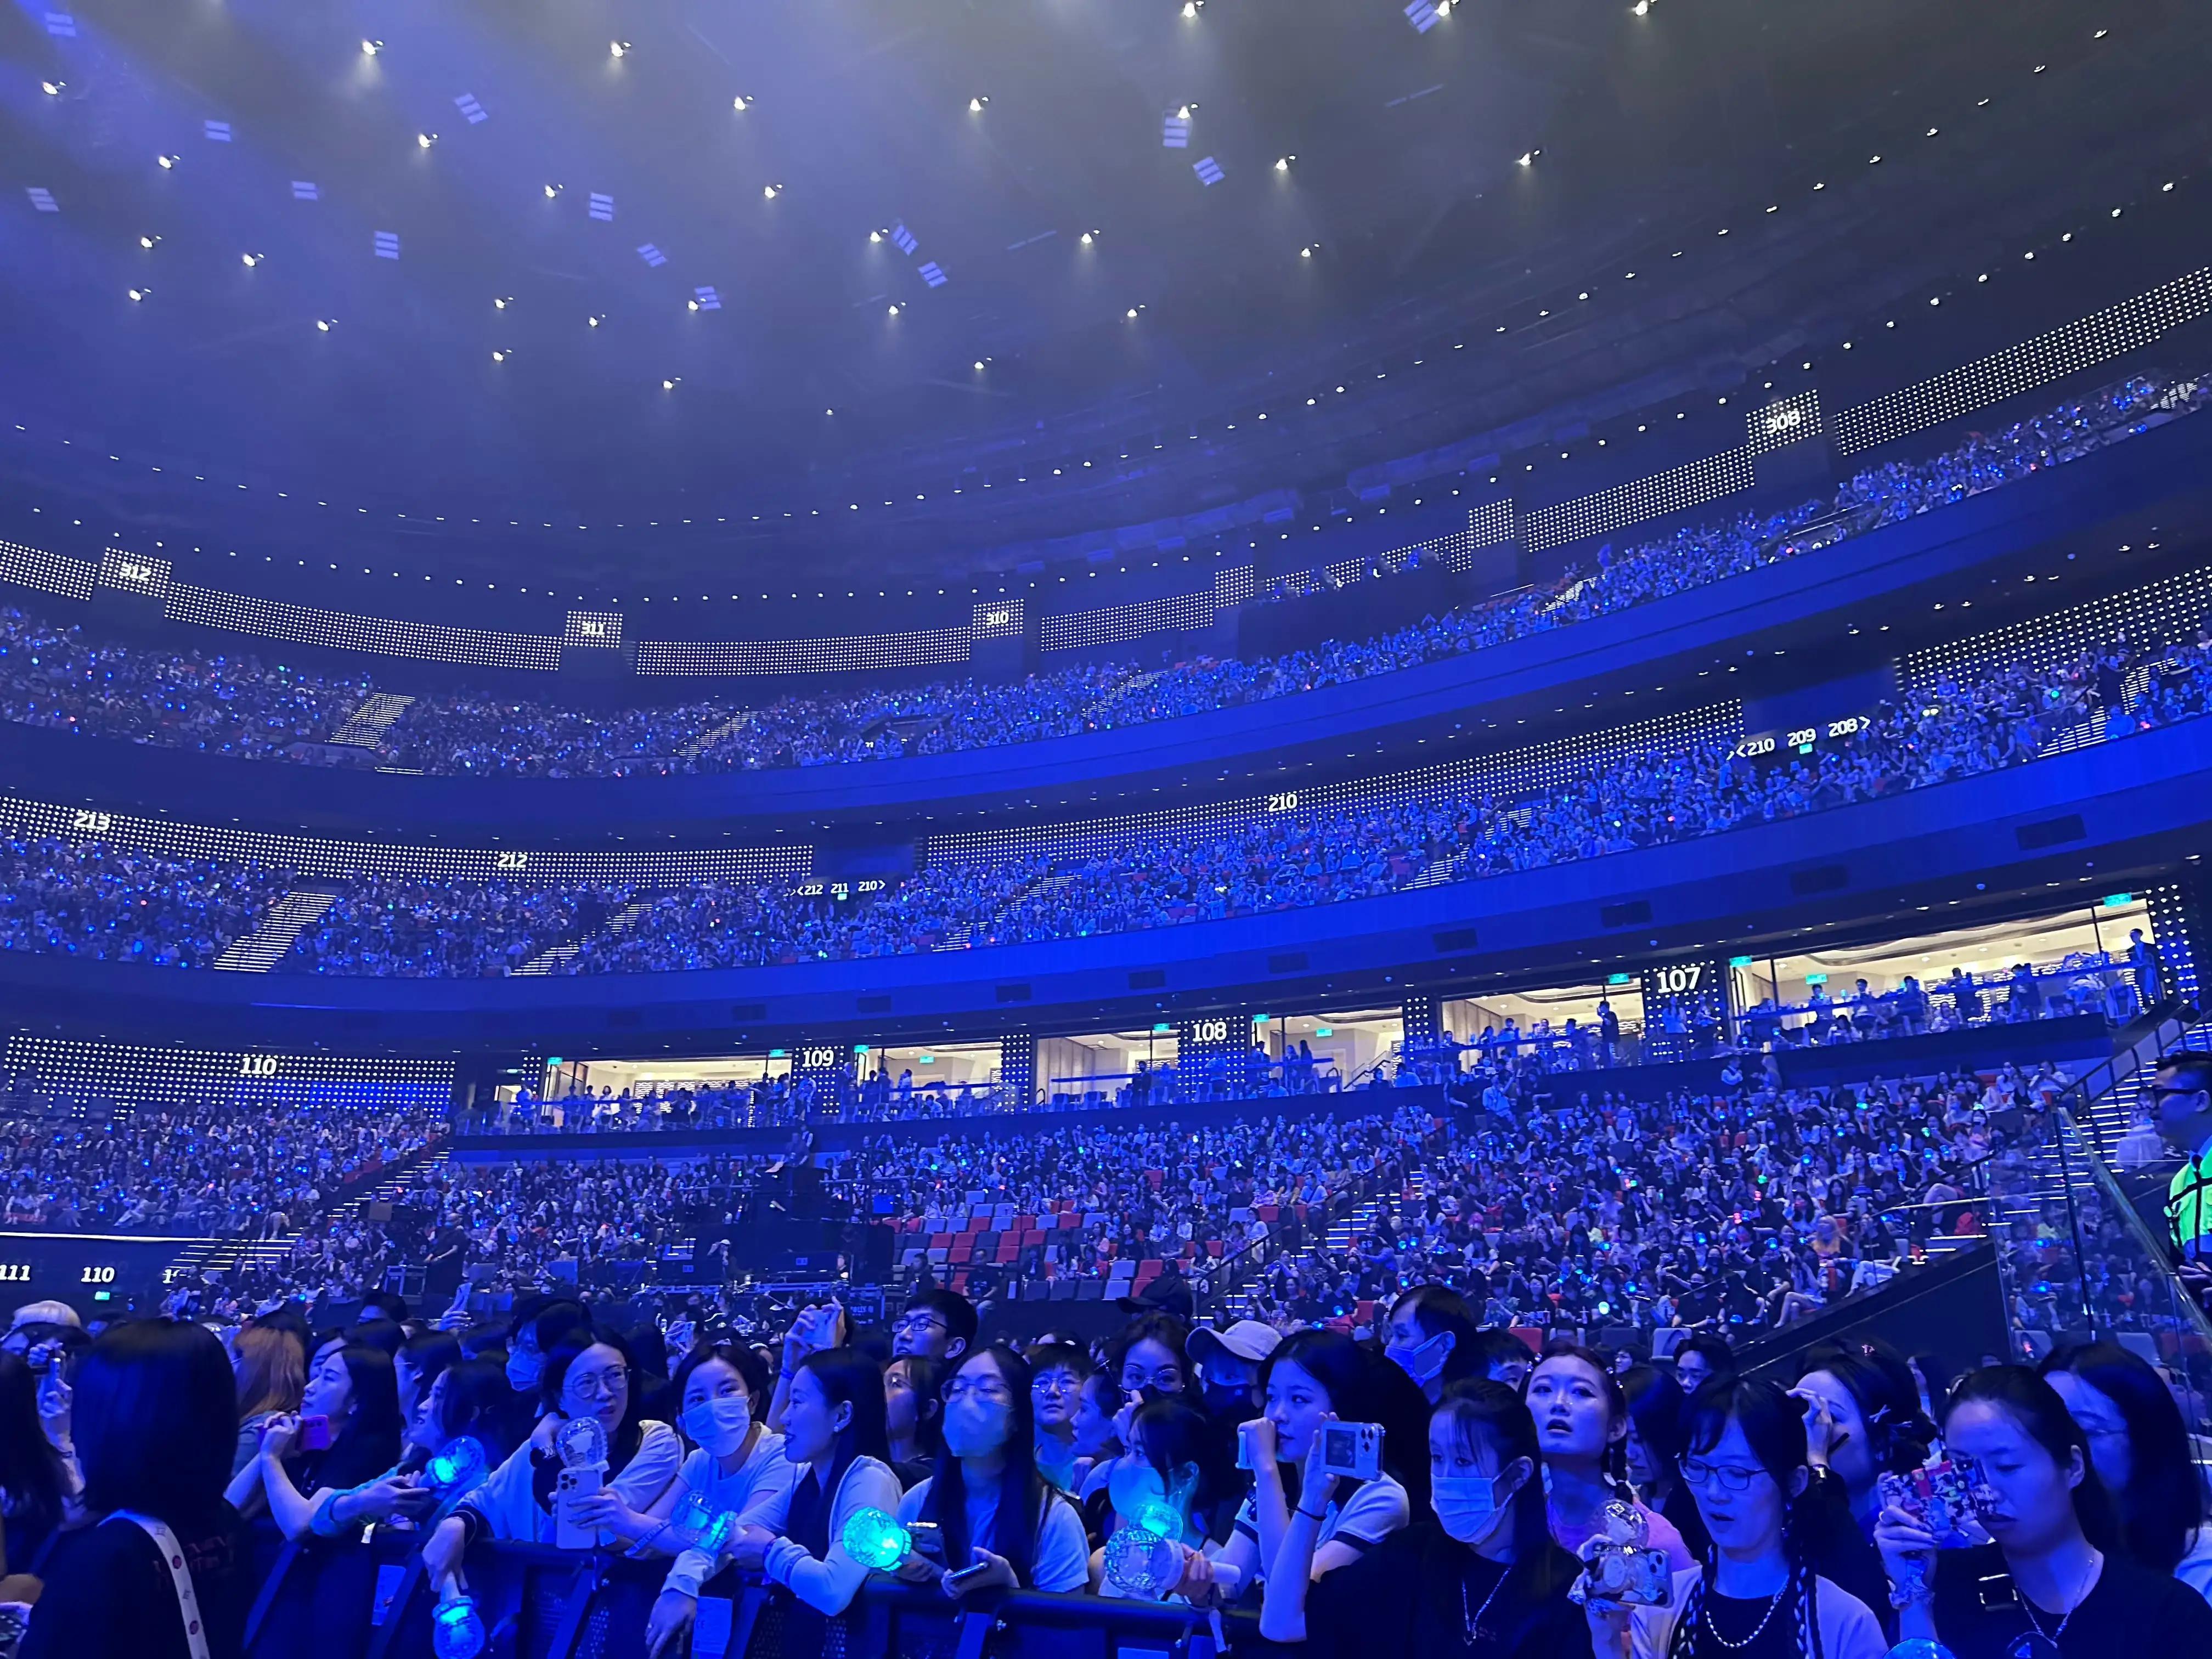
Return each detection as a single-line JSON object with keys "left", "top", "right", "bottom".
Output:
{"left": 1527, "top": 1345, "right": 1695, "bottom": 1573}
{"left": 422, "top": 1328, "right": 682, "bottom": 1595}
{"left": 2039, "top": 1340, "right": 2212, "bottom": 1597}
{"left": 622, "top": 1342, "right": 791, "bottom": 1558}
{"left": 1090, "top": 1397, "right": 1234, "bottom": 1600}
{"left": 1188, "top": 1320, "right": 1279, "bottom": 1424}
{"left": 1585, "top": 1376, "right": 1886, "bottom": 1659}
{"left": 1262, "top": 1380, "right": 1590, "bottom": 1657}
{"left": 647, "top": 1350, "right": 902, "bottom": 1659}
{"left": 1384, "top": 1287, "right": 1482, "bottom": 1403}
{"left": 1878, "top": 1364, "right": 2212, "bottom": 1657}
{"left": 498, "top": 1299, "right": 586, "bottom": 1442}
{"left": 894, "top": 1345, "right": 1091, "bottom": 1594}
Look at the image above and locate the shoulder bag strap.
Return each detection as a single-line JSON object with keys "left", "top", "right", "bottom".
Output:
{"left": 108, "top": 1511, "right": 213, "bottom": 1659}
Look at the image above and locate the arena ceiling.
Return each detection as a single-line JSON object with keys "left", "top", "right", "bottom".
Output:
{"left": 1, "top": 0, "right": 2206, "bottom": 596}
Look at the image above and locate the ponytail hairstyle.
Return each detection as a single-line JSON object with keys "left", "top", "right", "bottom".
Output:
{"left": 1798, "top": 1337, "right": 1938, "bottom": 1478}
{"left": 1667, "top": 1378, "right": 1824, "bottom": 1659}
{"left": 1528, "top": 1342, "right": 1636, "bottom": 1504}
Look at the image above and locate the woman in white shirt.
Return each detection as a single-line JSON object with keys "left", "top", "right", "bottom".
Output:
{"left": 1214, "top": 1329, "right": 1412, "bottom": 1590}
{"left": 422, "top": 1328, "right": 682, "bottom": 1593}
{"left": 624, "top": 1341, "right": 793, "bottom": 1558}
{"left": 646, "top": 1348, "right": 902, "bottom": 1659}
{"left": 896, "top": 1345, "right": 1091, "bottom": 1594}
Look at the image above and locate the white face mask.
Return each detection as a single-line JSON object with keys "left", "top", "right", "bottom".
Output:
{"left": 1431, "top": 1469, "right": 1517, "bottom": 1546}
{"left": 682, "top": 1394, "right": 753, "bottom": 1456}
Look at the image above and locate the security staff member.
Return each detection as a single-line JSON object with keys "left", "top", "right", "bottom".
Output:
{"left": 2149, "top": 1055, "right": 2212, "bottom": 1296}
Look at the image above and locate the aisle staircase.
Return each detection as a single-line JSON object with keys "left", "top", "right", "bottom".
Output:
{"left": 159, "top": 1145, "right": 452, "bottom": 1293}
{"left": 513, "top": 898, "right": 656, "bottom": 975}
{"left": 1079, "top": 668, "right": 1167, "bottom": 725}
{"left": 329, "top": 692, "right": 415, "bottom": 749}
{"left": 213, "top": 888, "right": 340, "bottom": 972}
{"left": 935, "top": 868, "right": 1085, "bottom": 952}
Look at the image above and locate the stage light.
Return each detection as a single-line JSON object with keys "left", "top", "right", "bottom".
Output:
{"left": 127, "top": 287, "right": 148, "bottom": 302}
{"left": 40, "top": 80, "right": 63, "bottom": 95}
{"left": 1177, "top": 104, "right": 1192, "bottom": 119}
{"left": 1081, "top": 231, "right": 1095, "bottom": 244}
{"left": 1632, "top": 0, "right": 1649, "bottom": 13}
{"left": 157, "top": 154, "right": 177, "bottom": 169}
{"left": 870, "top": 229, "right": 883, "bottom": 242}
{"left": 490, "top": 349, "right": 507, "bottom": 362}
{"left": 763, "top": 183, "right": 780, "bottom": 198}
{"left": 732, "top": 94, "right": 749, "bottom": 110}
{"left": 494, "top": 296, "right": 510, "bottom": 309}
{"left": 969, "top": 95, "right": 988, "bottom": 111}
{"left": 610, "top": 40, "right": 629, "bottom": 58}
{"left": 1517, "top": 150, "right": 1536, "bottom": 166}
{"left": 139, "top": 235, "right": 158, "bottom": 249}
{"left": 240, "top": 252, "right": 262, "bottom": 267}
{"left": 1183, "top": 0, "right": 1200, "bottom": 14}
{"left": 662, "top": 377, "right": 679, "bottom": 390}
{"left": 887, "top": 303, "right": 899, "bottom": 315}
{"left": 587, "top": 314, "right": 602, "bottom": 326}
{"left": 316, "top": 319, "right": 332, "bottom": 331}
{"left": 1127, "top": 307, "right": 1138, "bottom": 318}
{"left": 1276, "top": 155, "right": 1294, "bottom": 170}
{"left": 417, "top": 132, "right": 436, "bottom": 148}
{"left": 360, "top": 39, "right": 381, "bottom": 55}
{"left": 545, "top": 183, "right": 563, "bottom": 198}
{"left": 1300, "top": 245, "right": 1315, "bottom": 258}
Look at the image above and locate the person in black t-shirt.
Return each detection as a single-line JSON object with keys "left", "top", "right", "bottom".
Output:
{"left": 21, "top": 1320, "right": 253, "bottom": 1659}
{"left": 1260, "top": 1378, "right": 1589, "bottom": 1659}
{"left": 1877, "top": 1364, "right": 2212, "bottom": 1658}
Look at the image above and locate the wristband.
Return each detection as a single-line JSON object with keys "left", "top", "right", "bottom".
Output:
{"left": 1295, "top": 1505, "right": 1329, "bottom": 1522}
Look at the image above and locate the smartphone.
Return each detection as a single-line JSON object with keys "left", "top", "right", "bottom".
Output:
{"left": 905, "top": 1520, "right": 945, "bottom": 1562}
{"left": 943, "top": 1559, "right": 994, "bottom": 1590}
{"left": 555, "top": 1464, "right": 605, "bottom": 1550}
{"left": 299, "top": 1414, "right": 334, "bottom": 1452}
{"left": 1318, "top": 1422, "right": 1385, "bottom": 1482}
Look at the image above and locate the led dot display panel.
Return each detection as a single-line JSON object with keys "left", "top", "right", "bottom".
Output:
{"left": 564, "top": 610, "right": 625, "bottom": 648}
{"left": 971, "top": 599, "right": 1024, "bottom": 640}
{"left": 1522, "top": 452, "right": 1756, "bottom": 554}
{"left": 1903, "top": 563, "right": 2212, "bottom": 689}
{"left": 1835, "top": 267, "right": 2212, "bottom": 455}
{"left": 163, "top": 582, "right": 563, "bottom": 672}
{"left": 0, "top": 794, "right": 811, "bottom": 885}
{"left": 1745, "top": 390, "right": 1825, "bottom": 456}
{"left": 3, "top": 1036, "right": 454, "bottom": 1114}
{"left": 98, "top": 546, "right": 171, "bottom": 595}
{"left": 926, "top": 702, "right": 1742, "bottom": 864}
{"left": 1041, "top": 587, "right": 1219, "bottom": 654}
{"left": 0, "top": 540, "right": 94, "bottom": 602}
{"left": 636, "top": 627, "right": 972, "bottom": 677}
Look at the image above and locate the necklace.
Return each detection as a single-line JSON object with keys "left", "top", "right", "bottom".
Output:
{"left": 1700, "top": 1584, "right": 1785, "bottom": 1652}
{"left": 1459, "top": 1562, "right": 1508, "bottom": 1647}
{"left": 2013, "top": 1548, "right": 2102, "bottom": 1657}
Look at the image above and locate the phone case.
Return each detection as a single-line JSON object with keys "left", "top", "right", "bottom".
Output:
{"left": 1318, "top": 1423, "right": 1385, "bottom": 1482}
{"left": 1576, "top": 1543, "right": 1674, "bottom": 1607}
{"left": 555, "top": 1465, "right": 606, "bottom": 1550}
{"left": 1878, "top": 1459, "right": 1993, "bottom": 1549}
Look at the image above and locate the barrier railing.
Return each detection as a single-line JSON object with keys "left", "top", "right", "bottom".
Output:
{"left": 249, "top": 1530, "right": 1253, "bottom": 1659}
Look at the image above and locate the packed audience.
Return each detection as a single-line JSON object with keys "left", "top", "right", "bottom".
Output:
{"left": 14, "top": 1262, "right": 2212, "bottom": 1658}
{"left": 0, "top": 371, "right": 2197, "bottom": 781}
{"left": 0, "top": 1102, "right": 444, "bottom": 1234}
{"left": 199, "top": 620, "right": 2212, "bottom": 974}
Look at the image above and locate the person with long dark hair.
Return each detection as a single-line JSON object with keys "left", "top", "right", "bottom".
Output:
{"left": 2040, "top": 1340, "right": 2212, "bottom": 1594}
{"left": 1087, "top": 1396, "right": 1234, "bottom": 1595}
{"left": 1790, "top": 1337, "right": 1937, "bottom": 1615}
{"left": 0, "top": 1350, "right": 69, "bottom": 1576}
{"left": 884, "top": 1352, "right": 947, "bottom": 1487}
{"left": 1262, "top": 1379, "right": 1592, "bottom": 1658}
{"left": 1528, "top": 1345, "right": 1694, "bottom": 1572}
{"left": 224, "top": 1343, "right": 411, "bottom": 1541}
{"left": 422, "top": 1327, "right": 681, "bottom": 1590}
{"left": 1620, "top": 1364, "right": 1708, "bottom": 1561}
{"left": 646, "top": 1348, "right": 901, "bottom": 1658}
{"left": 1878, "top": 1364, "right": 2212, "bottom": 1656}
{"left": 894, "top": 1344, "right": 1089, "bottom": 1593}
{"left": 228, "top": 1324, "right": 303, "bottom": 1478}
{"left": 1212, "top": 1329, "right": 1414, "bottom": 1590}
{"left": 21, "top": 1321, "right": 252, "bottom": 1659}
{"left": 614, "top": 1340, "right": 791, "bottom": 1555}
{"left": 1586, "top": 1376, "right": 1886, "bottom": 1659}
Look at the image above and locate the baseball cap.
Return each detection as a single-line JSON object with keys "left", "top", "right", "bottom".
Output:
{"left": 1187, "top": 1319, "right": 1282, "bottom": 1368}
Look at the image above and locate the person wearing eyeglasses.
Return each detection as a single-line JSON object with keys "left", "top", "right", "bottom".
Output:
{"left": 2151, "top": 1057, "right": 2212, "bottom": 1310}
{"left": 893, "top": 1345, "right": 1090, "bottom": 1594}
{"left": 891, "top": 1289, "right": 977, "bottom": 1363}
{"left": 1109, "top": 1313, "right": 1190, "bottom": 1401}
{"left": 1586, "top": 1376, "right": 1885, "bottom": 1659}
{"left": 421, "top": 1328, "right": 681, "bottom": 1596}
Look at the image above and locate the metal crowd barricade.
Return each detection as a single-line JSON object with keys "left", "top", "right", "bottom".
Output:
{"left": 297, "top": 1532, "right": 1254, "bottom": 1659}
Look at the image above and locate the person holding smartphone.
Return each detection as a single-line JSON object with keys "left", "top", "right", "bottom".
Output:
{"left": 225, "top": 1344, "right": 410, "bottom": 1541}
{"left": 1876, "top": 1365, "right": 2212, "bottom": 1657}
{"left": 893, "top": 1345, "right": 1090, "bottom": 1595}
{"left": 1262, "top": 1380, "right": 1589, "bottom": 1658}
{"left": 1212, "top": 1330, "right": 1412, "bottom": 1590}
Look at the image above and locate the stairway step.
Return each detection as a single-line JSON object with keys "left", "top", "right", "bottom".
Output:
{"left": 213, "top": 888, "right": 340, "bottom": 972}
{"left": 514, "top": 898, "right": 654, "bottom": 975}
{"left": 330, "top": 692, "right": 416, "bottom": 748}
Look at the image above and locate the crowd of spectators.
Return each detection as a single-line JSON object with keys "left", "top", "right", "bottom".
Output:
{"left": 0, "top": 833, "right": 294, "bottom": 969}
{"left": 0, "top": 371, "right": 2196, "bottom": 781}
{"left": 0, "top": 1102, "right": 444, "bottom": 1234}
{"left": 125, "top": 621, "right": 2191, "bottom": 977}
